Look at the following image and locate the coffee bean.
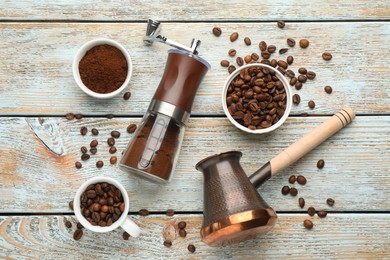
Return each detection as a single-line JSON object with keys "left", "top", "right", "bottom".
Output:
{"left": 308, "top": 100, "right": 315, "bottom": 109}
{"left": 286, "top": 56, "right": 294, "bottom": 65}
{"left": 292, "top": 94, "right": 301, "bottom": 105}
{"left": 322, "top": 52, "right": 332, "bottom": 61}
{"left": 295, "top": 82, "right": 303, "bottom": 90}
{"left": 236, "top": 57, "right": 244, "bottom": 66}
{"left": 73, "top": 229, "right": 83, "bottom": 240}
{"left": 287, "top": 38, "right": 296, "bottom": 47}
{"left": 298, "top": 68, "right": 307, "bottom": 74}
{"left": 90, "top": 140, "right": 98, "bottom": 147}
{"left": 281, "top": 186, "right": 290, "bottom": 195}
{"left": 324, "top": 85, "right": 333, "bottom": 94}
{"left": 178, "top": 221, "right": 187, "bottom": 229}
{"left": 299, "top": 197, "right": 305, "bottom": 208}
{"left": 228, "top": 65, "right": 236, "bottom": 74}
{"left": 110, "top": 156, "right": 117, "bottom": 164}
{"left": 212, "top": 26, "right": 222, "bottom": 36}
{"left": 251, "top": 53, "right": 259, "bottom": 61}
{"left": 244, "top": 37, "right": 251, "bottom": 46}
{"left": 261, "top": 51, "right": 271, "bottom": 59}
{"left": 80, "top": 127, "right": 87, "bottom": 136}
{"left": 279, "top": 48, "right": 288, "bottom": 54}
{"left": 179, "top": 229, "right": 187, "bottom": 238}
{"left": 299, "top": 39, "right": 310, "bottom": 48}
{"left": 81, "top": 146, "right": 88, "bottom": 154}
{"left": 303, "top": 219, "right": 313, "bottom": 229}
{"left": 270, "top": 59, "right": 277, "bottom": 67}
{"left": 317, "top": 159, "right": 325, "bottom": 169}
{"left": 277, "top": 60, "right": 288, "bottom": 69}
{"left": 230, "top": 32, "right": 239, "bottom": 42}
{"left": 75, "top": 114, "right": 83, "bottom": 120}
{"left": 286, "top": 70, "right": 295, "bottom": 78}
{"left": 109, "top": 146, "right": 117, "bottom": 154}
{"left": 77, "top": 222, "right": 83, "bottom": 229}
{"left": 123, "top": 231, "right": 130, "bottom": 240}
{"left": 111, "top": 131, "right": 121, "bottom": 138}
{"left": 288, "top": 175, "right": 296, "bottom": 184}
{"left": 220, "top": 60, "right": 230, "bottom": 67}
{"left": 69, "top": 200, "right": 74, "bottom": 210}
{"left": 290, "top": 187, "right": 298, "bottom": 196}
{"left": 277, "top": 67, "right": 286, "bottom": 75}
{"left": 166, "top": 209, "right": 175, "bottom": 216}
{"left": 96, "top": 160, "right": 104, "bottom": 168}
{"left": 107, "top": 137, "right": 115, "bottom": 146}
{"left": 298, "top": 75, "right": 307, "bottom": 83}
{"left": 297, "top": 175, "right": 307, "bottom": 185}
{"left": 66, "top": 113, "right": 75, "bottom": 120}
{"left": 163, "top": 240, "right": 172, "bottom": 247}
{"left": 139, "top": 209, "right": 149, "bottom": 216}
{"left": 187, "top": 244, "right": 196, "bottom": 253}
{"left": 277, "top": 20, "right": 285, "bottom": 28}
{"left": 327, "top": 198, "right": 335, "bottom": 207}
{"left": 317, "top": 210, "right": 328, "bottom": 218}
{"left": 81, "top": 153, "right": 90, "bottom": 161}
{"left": 65, "top": 220, "right": 72, "bottom": 228}
{"left": 106, "top": 114, "right": 114, "bottom": 119}
{"left": 267, "top": 45, "right": 276, "bottom": 53}
{"left": 290, "top": 77, "right": 297, "bottom": 86}
{"left": 123, "top": 92, "right": 131, "bottom": 100}
{"left": 228, "top": 49, "right": 237, "bottom": 57}
{"left": 306, "top": 71, "right": 316, "bottom": 80}
{"left": 259, "top": 41, "right": 267, "bottom": 51}
{"left": 308, "top": 206, "right": 316, "bottom": 216}
{"left": 244, "top": 55, "right": 252, "bottom": 64}
{"left": 75, "top": 161, "right": 82, "bottom": 169}
{"left": 90, "top": 147, "right": 97, "bottom": 154}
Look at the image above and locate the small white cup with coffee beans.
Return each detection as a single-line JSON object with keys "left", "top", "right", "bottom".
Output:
{"left": 74, "top": 176, "right": 141, "bottom": 237}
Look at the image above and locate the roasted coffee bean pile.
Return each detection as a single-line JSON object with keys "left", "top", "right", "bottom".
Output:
{"left": 80, "top": 182, "right": 125, "bottom": 227}
{"left": 226, "top": 66, "right": 287, "bottom": 130}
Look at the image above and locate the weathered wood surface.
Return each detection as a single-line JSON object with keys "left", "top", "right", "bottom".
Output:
{"left": 0, "top": 22, "right": 390, "bottom": 116}
{"left": 1, "top": 214, "right": 390, "bottom": 259}
{"left": 1, "top": 116, "right": 389, "bottom": 213}
{"left": 1, "top": 1, "right": 390, "bottom": 21}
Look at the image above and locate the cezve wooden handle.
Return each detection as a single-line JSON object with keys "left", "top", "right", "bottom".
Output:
{"left": 270, "top": 108, "right": 355, "bottom": 176}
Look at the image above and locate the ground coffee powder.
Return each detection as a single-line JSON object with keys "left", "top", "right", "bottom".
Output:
{"left": 79, "top": 44, "right": 128, "bottom": 94}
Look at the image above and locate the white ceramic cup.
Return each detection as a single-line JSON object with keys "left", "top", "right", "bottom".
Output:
{"left": 222, "top": 63, "right": 292, "bottom": 134}
{"left": 73, "top": 176, "right": 141, "bottom": 237}
{"left": 72, "top": 38, "right": 133, "bottom": 99}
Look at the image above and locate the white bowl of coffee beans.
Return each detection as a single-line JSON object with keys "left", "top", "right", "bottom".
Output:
{"left": 222, "top": 63, "right": 292, "bottom": 134}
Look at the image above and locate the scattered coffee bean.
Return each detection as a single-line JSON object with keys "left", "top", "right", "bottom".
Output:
{"left": 297, "top": 175, "right": 307, "bottom": 185}
{"left": 277, "top": 20, "right": 285, "bottom": 28}
{"left": 166, "top": 209, "right": 175, "bottom": 216}
{"left": 290, "top": 187, "right": 298, "bottom": 196}
{"left": 66, "top": 113, "right": 75, "bottom": 120}
{"left": 261, "top": 51, "right": 271, "bottom": 59}
{"left": 107, "top": 137, "right": 115, "bottom": 146}
{"left": 179, "top": 229, "right": 187, "bottom": 238}
{"left": 77, "top": 222, "right": 83, "bottom": 230}
{"left": 236, "top": 57, "right": 244, "bottom": 66}
{"left": 281, "top": 186, "right": 290, "bottom": 195}
{"left": 306, "top": 71, "right": 316, "bottom": 80}
{"left": 251, "top": 53, "right": 259, "bottom": 61}
{"left": 279, "top": 48, "right": 288, "bottom": 54}
{"left": 324, "top": 85, "right": 333, "bottom": 94}
{"left": 308, "top": 100, "right": 315, "bottom": 109}
{"left": 308, "top": 206, "right": 316, "bottom": 216}
{"left": 327, "top": 198, "right": 335, "bottom": 207}
{"left": 80, "top": 127, "right": 88, "bottom": 136}
{"left": 287, "top": 38, "right": 296, "bottom": 47}
{"left": 244, "top": 37, "right": 251, "bottom": 46}
{"left": 299, "top": 197, "right": 305, "bottom": 208}
{"left": 90, "top": 140, "right": 98, "bottom": 147}
{"left": 295, "top": 82, "right": 303, "bottom": 90}
{"left": 81, "top": 154, "right": 90, "bottom": 161}
{"left": 220, "top": 60, "right": 230, "bottom": 67}
{"left": 109, "top": 147, "right": 117, "bottom": 154}
{"left": 303, "top": 219, "right": 313, "bottom": 229}
{"left": 277, "top": 60, "right": 288, "bottom": 69}
{"left": 163, "top": 240, "right": 172, "bottom": 247}
{"left": 139, "top": 209, "right": 150, "bottom": 216}
{"left": 187, "top": 244, "right": 196, "bottom": 253}
{"left": 75, "top": 161, "right": 82, "bottom": 169}
{"left": 244, "top": 55, "right": 252, "bottom": 64}
{"left": 230, "top": 32, "right": 239, "bottom": 42}
{"left": 123, "top": 92, "right": 131, "bottom": 100}
{"left": 299, "top": 39, "right": 310, "bottom": 48}
{"left": 270, "top": 59, "right": 277, "bottom": 67}
{"left": 90, "top": 147, "right": 97, "bottom": 154}
{"left": 81, "top": 146, "right": 88, "bottom": 153}
{"left": 317, "top": 210, "right": 328, "bottom": 218}
{"left": 317, "top": 159, "right": 325, "bottom": 169}
{"left": 65, "top": 220, "right": 72, "bottom": 228}
{"left": 288, "top": 175, "right": 296, "bottom": 184}
{"left": 228, "top": 65, "right": 236, "bottom": 74}
{"left": 69, "top": 200, "right": 74, "bottom": 210}
{"left": 298, "top": 68, "right": 307, "bottom": 74}
{"left": 322, "top": 52, "right": 332, "bottom": 61}
{"left": 298, "top": 75, "right": 307, "bottom": 83}
{"left": 110, "top": 156, "right": 117, "bottom": 164}
{"left": 286, "top": 56, "right": 294, "bottom": 65}
{"left": 178, "top": 221, "right": 187, "bottom": 229}
{"left": 123, "top": 231, "right": 130, "bottom": 240}
{"left": 286, "top": 70, "right": 295, "bottom": 78}
{"left": 259, "top": 41, "right": 267, "bottom": 51}
{"left": 111, "top": 131, "right": 121, "bottom": 138}
{"left": 277, "top": 67, "right": 286, "bottom": 75}
{"left": 73, "top": 229, "right": 83, "bottom": 240}
{"left": 228, "top": 48, "right": 237, "bottom": 57}
{"left": 91, "top": 128, "right": 99, "bottom": 135}
{"left": 75, "top": 114, "right": 83, "bottom": 120}
{"left": 267, "top": 45, "right": 276, "bottom": 53}
{"left": 290, "top": 77, "right": 297, "bottom": 86}
{"left": 106, "top": 114, "right": 114, "bottom": 119}
{"left": 292, "top": 94, "right": 301, "bottom": 105}
{"left": 96, "top": 160, "right": 104, "bottom": 168}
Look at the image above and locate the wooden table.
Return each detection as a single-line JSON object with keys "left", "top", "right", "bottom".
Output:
{"left": 1, "top": 1, "right": 390, "bottom": 258}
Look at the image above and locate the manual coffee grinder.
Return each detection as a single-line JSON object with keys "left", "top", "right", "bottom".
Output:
{"left": 119, "top": 19, "right": 210, "bottom": 183}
